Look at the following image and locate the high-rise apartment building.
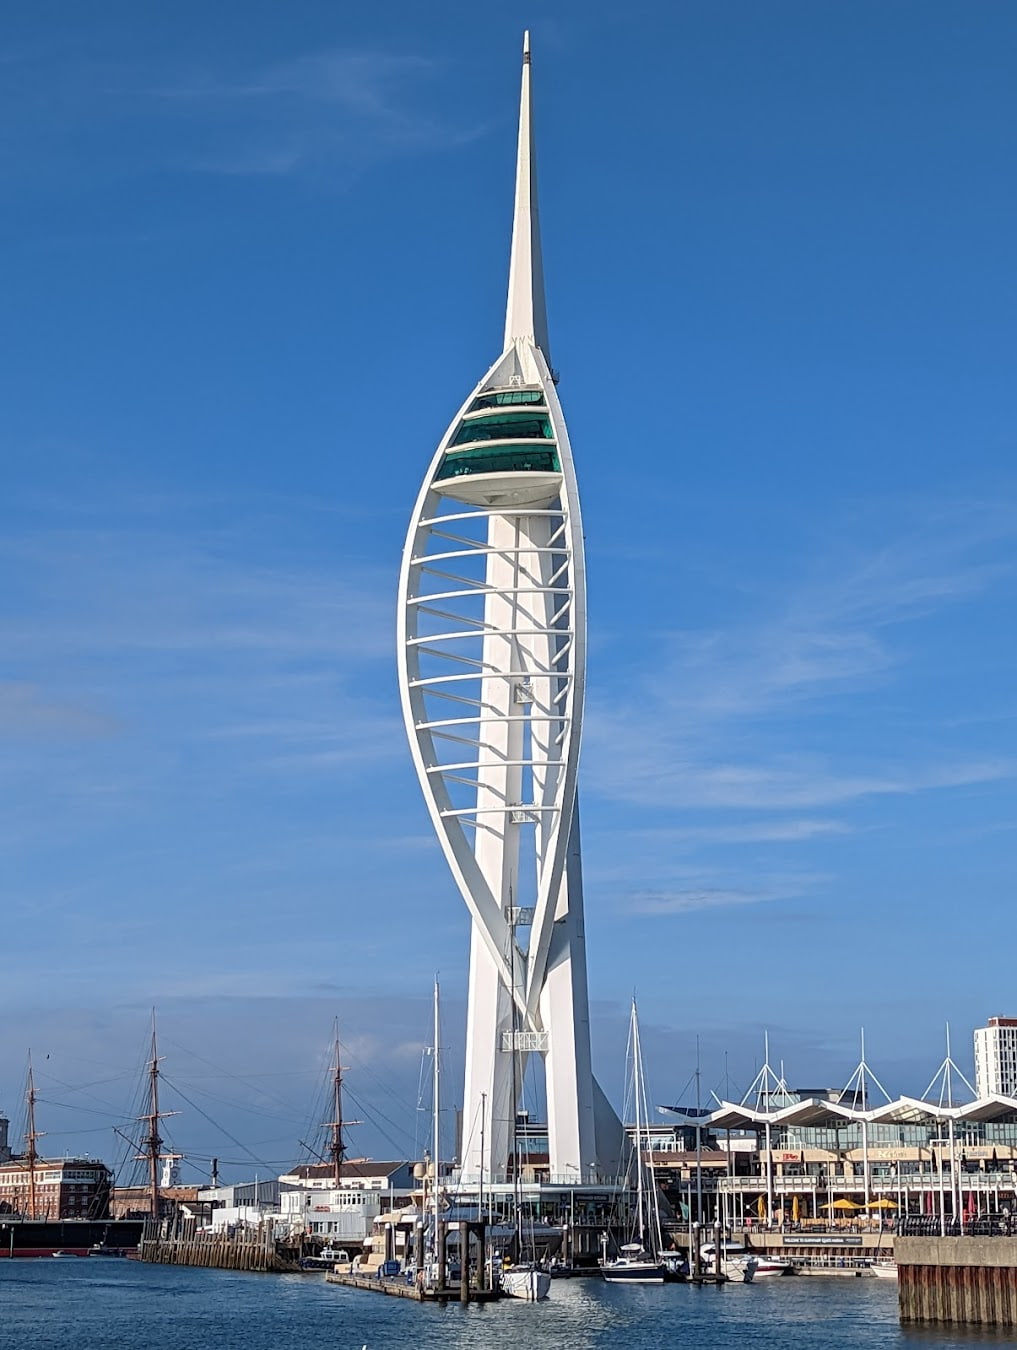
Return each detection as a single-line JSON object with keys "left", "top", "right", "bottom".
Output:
{"left": 974, "top": 1017, "right": 1017, "bottom": 1098}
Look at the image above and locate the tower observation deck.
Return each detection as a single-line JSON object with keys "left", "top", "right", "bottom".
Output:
{"left": 397, "top": 34, "right": 621, "bottom": 1185}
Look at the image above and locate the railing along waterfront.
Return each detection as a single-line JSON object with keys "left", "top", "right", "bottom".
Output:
{"left": 716, "top": 1171, "right": 1017, "bottom": 1195}
{"left": 443, "top": 1173, "right": 626, "bottom": 1190}
{"left": 899, "top": 1215, "right": 1017, "bottom": 1238}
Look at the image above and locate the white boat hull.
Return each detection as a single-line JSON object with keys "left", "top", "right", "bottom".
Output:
{"left": 870, "top": 1261, "right": 898, "bottom": 1280}
{"left": 600, "top": 1258, "right": 666, "bottom": 1284}
{"left": 502, "top": 1267, "right": 551, "bottom": 1301}
{"left": 749, "top": 1261, "right": 793, "bottom": 1277}
{"left": 718, "top": 1257, "right": 758, "bottom": 1283}
{"left": 703, "top": 1242, "right": 792, "bottom": 1281}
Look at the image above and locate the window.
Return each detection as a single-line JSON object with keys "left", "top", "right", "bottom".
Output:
{"left": 435, "top": 445, "right": 560, "bottom": 482}
{"left": 450, "top": 412, "right": 554, "bottom": 446}
{"left": 470, "top": 389, "right": 545, "bottom": 410}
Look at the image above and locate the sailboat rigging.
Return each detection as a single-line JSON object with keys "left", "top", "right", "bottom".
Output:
{"left": 600, "top": 999, "right": 666, "bottom": 1284}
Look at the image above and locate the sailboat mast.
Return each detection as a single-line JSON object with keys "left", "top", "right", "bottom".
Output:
{"left": 479, "top": 1091, "right": 487, "bottom": 1225}
{"left": 433, "top": 978, "right": 441, "bottom": 1225}
{"left": 631, "top": 1000, "right": 645, "bottom": 1241}
{"left": 507, "top": 913, "right": 525, "bottom": 1257}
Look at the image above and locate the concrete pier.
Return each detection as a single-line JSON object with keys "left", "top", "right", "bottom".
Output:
{"left": 898, "top": 1237, "right": 1017, "bottom": 1325}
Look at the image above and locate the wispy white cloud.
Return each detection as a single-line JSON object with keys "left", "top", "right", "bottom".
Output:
{"left": 0, "top": 495, "right": 402, "bottom": 856}
{"left": 0, "top": 526, "right": 392, "bottom": 663}
{"left": 627, "top": 875, "right": 821, "bottom": 916}
{"left": 587, "top": 743, "right": 1013, "bottom": 812}
{"left": 2, "top": 43, "right": 486, "bottom": 186}
{"left": 627, "top": 818, "right": 851, "bottom": 845}
{"left": 0, "top": 680, "right": 118, "bottom": 739}
{"left": 156, "top": 48, "right": 486, "bottom": 177}
{"left": 586, "top": 494, "right": 1017, "bottom": 815}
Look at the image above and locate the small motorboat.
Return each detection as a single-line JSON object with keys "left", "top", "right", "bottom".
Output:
{"left": 701, "top": 1241, "right": 792, "bottom": 1279}
{"left": 663, "top": 1252, "right": 689, "bottom": 1282}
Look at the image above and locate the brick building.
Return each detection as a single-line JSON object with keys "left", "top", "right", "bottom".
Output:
{"left": 0, "top": 1157, "right": 111, "bottom": 1220}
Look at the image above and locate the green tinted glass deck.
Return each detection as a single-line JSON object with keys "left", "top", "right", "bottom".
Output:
{"left": 451, "top": 412, "right": 553, "bottom": 446}
{"left": 470, "top": 388, "right": 546, "bottom": 411}
{"left": 435, "top": 444, "right": 561, "bottom": 482}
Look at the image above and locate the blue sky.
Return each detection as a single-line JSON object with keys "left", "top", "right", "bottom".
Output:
{"left": 2, "top": 0, "right": 1016, "bottom": 1178}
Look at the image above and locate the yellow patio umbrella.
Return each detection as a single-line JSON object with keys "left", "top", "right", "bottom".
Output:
{"left": 791, "top": 1195, "right": 801, "bottom": 1222}
{"left": 755, "top": 1195, "right": 767, "bottom": 1219}
{"left": 821, "top": 1198, "right": 862, "bottom": 1211}
{"left": 866, "top": 1198, "right": 898, "bottom": 1209}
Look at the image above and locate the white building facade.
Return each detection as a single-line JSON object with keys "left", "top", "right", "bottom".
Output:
{"left": 397, "top": 36, "right": 620, "bottom": 1186}
{"left": 974, "top": 1017, "right": 1017, "bottom": 1098}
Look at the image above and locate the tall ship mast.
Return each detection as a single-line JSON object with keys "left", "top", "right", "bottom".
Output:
{"left": 322, "top": 1021, "right": 356, "bottom": 1188}
{"left": 24, "top": 1055, "right": 42, "bottom": 1221}
{"left": 134, "top": 1013, "right": 180, "bottom": 1221}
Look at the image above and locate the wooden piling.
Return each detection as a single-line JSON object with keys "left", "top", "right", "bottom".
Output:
{"left": 139, "top": 1221, "right": 302, "bottom": 1274}
{"left": 436, "top": 1220, "right": 447, "bottom": 1294}
{"left": 459, "top": 1222, "right": 470, "bottom": 1303}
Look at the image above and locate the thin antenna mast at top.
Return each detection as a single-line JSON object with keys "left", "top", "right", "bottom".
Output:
{"left": 504, "top": 30, "right": 550, "bottom": 357}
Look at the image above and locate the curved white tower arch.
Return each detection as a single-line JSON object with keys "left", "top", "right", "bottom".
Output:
{"left": 398, "top": 34, "right": 619, "bottom": 1185}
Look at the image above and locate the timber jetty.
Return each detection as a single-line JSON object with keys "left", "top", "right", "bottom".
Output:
{"left": 139, "top": 1218, "right": 305, "bottom": 1273}
{"left": 325, "top": 1270, "right": 500, "bottom": 1302}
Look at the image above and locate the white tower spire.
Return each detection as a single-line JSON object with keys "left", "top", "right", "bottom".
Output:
{"left": 398, "top": 35, "right": 619, "bottom": 1189}
{"left": 504, "top": 31, "right": 550, "bottom": 357}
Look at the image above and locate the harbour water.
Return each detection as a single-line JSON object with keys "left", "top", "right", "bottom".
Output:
{"left": 0, "top": 1261, "right": 1006, "bottom": 1350}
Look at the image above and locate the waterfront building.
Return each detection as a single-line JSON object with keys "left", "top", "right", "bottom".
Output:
{"left": 975, "top": 1017, "right": 1017, "bottom": 1098}
{"left": 397, "top": 35, "right": 619, "bottom": 1188}
{"left": 192, "top": 1180, "right": 282, "bottom": 1234}
{"left": 644, "top": 1084, "right": 1017, "bottom": 1231}
{"left": 179, "top": 1163, "right": 419, "bottom": 1247}
{"left": 278, "top": 1160, "right": 415, "bottom": 1193}
{"left": 278, "top": 1186, "right": 382, "bottom": 1243}
{"left": 188, "top": 1163, "right": 419, "bottom": 1248}
{"left": 0, "top": 1157, "right": 111, "bottom": 1220}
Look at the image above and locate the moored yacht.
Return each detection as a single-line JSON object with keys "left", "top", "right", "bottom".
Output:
{"left": 601, "top": 1241, "right": 667, "bottom": 1284}
{"left": 599, "top": 1002, "right": 667, "bottom": 1286}
{"left": 501, "top": 1263, "right": 552, "bottom": 1300}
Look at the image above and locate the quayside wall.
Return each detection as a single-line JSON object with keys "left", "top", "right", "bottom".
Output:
{"left": 898, "top": 1237, "right": 1017, "bottom": 1325}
